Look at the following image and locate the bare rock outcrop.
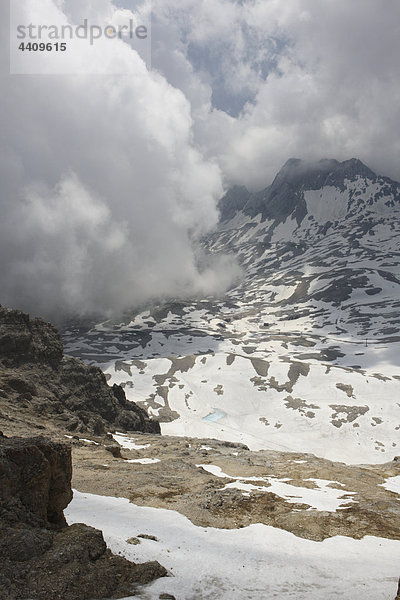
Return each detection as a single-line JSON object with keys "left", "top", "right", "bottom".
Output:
{"left": 0, "top": 434, "right": 72, "bottom": 528}
{"left": 0, "top": 305, "right": 160, "bottom": 435}
{"left": 0, "top": 306, "right": 63, "bottom": 367}
{"left": 0, "top": 434, "right": 167, "bottom": 600}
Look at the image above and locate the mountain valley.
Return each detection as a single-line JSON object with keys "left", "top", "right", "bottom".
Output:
{"left": 2, "top": 158, "right": 400, "bottom": 599}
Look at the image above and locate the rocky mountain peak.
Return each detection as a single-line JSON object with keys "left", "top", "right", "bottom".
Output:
{"left": 272, "top": 157, "right": 377, "bottom": 189}
{"left": 218, "top": 158, "right": 400, "bottom": 228}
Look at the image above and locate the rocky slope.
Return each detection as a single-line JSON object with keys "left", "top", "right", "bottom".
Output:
{"left": 0, "top": 306, "right": 168, "bottom": 598}
{"left": 0, "top": 434, "right": 166, "bottom": 600}
{"left": 69, "top": 431, "right": 400, "bottom": 543}
{"left": 0, "top": 305, "right": 160, "bottom": 437}
{"left": 1, "top": 302, "right": 399, "bottom": 547}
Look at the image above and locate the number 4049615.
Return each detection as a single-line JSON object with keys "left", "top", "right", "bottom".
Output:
{"left": 18, "top": 42, "right": 67, "bottom": 51}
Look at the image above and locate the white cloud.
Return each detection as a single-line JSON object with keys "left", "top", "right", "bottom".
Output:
{"left": 150, "top": 0, "right": 400, "bottom": 188}
{"left": 1, "top": 0, "right": 242, "bottom": 319}
{"left": 2, "top": 0, "right": 400, "bottom": 318}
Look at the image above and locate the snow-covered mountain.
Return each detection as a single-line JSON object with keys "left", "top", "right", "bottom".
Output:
{"left": 213, "top": 157, "right": 400, "bottom": 338}
{"left": 63, "top": 158, "right": 400, "bottom": 464}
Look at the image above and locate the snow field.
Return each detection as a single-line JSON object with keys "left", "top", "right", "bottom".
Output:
{"left": 66, "top": 491, "right": 400, "bottom": 600}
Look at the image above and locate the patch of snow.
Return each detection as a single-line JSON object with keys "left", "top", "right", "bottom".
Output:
{"left": 112, "top": 433, "right": 151, "bottom": 451}
{"left": 304, "top": 187, "right": 349, "bottom": 225}
{"left": 66, "top": 491, "right": 400, "bottom": 600}
{"left": 64, "top": 435, "right": 99, "bottom": 445}
{"left": 126, "top": 458, "right": 161, "bottom": 465}
{"left": 198, "top": 465, "right": 356, "bottom": 512}
{"left": 380, "top": 476, "right": 400, "bottom": 497}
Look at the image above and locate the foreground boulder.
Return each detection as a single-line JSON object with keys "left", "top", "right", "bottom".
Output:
{"left": 0, "top": 435, "right": 167, "bottom": 600}
{"left": 0, "top": 305, "right": 160, "bottom": 435}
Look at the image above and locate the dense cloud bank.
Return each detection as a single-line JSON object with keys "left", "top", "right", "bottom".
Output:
{"left": 150, "top": 0, "right": 400, "bottom": 189}
{"left": 1, "top": 0, "right": 399, "bottom": 318}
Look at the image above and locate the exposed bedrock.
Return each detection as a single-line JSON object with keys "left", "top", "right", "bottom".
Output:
{"left": 0, "top": 434, "right": 167, "bottom": 600}
{"left": 0, "top": 305, "right": 160, "bottom": 436}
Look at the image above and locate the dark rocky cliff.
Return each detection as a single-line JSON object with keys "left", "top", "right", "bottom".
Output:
{"left": 0, "top": 305, "right": 160, "bottom": 436}
{"left": 0, "top": 435, "right": 72, "bottom": 529}
{"left": 218, "top": 157, "right": 400, "bottom": 225}
{"left": 0, "top": 434, "right": 167, "bottom": 600}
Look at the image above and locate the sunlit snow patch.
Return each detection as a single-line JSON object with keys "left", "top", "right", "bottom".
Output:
{"left": 380, "top": 476, "right": 400, "bottom": 497}
{"left": 126, "top": 458, "right": 161, "bottom": 465}
{"left": 64, "top": 435, "right": 99, "bottom": 445}
{"left": 197, "top": 465, "right": 357, "bottom": 512}
{"left": 112, "top": 433, "right": 151, "bottom": 450}
{"left": 65, "top": 491, "right": 400, "bottom": 600}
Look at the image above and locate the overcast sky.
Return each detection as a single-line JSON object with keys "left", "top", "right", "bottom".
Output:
{"left": 1, "top": 0, "right": 400, "bottom": 319}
